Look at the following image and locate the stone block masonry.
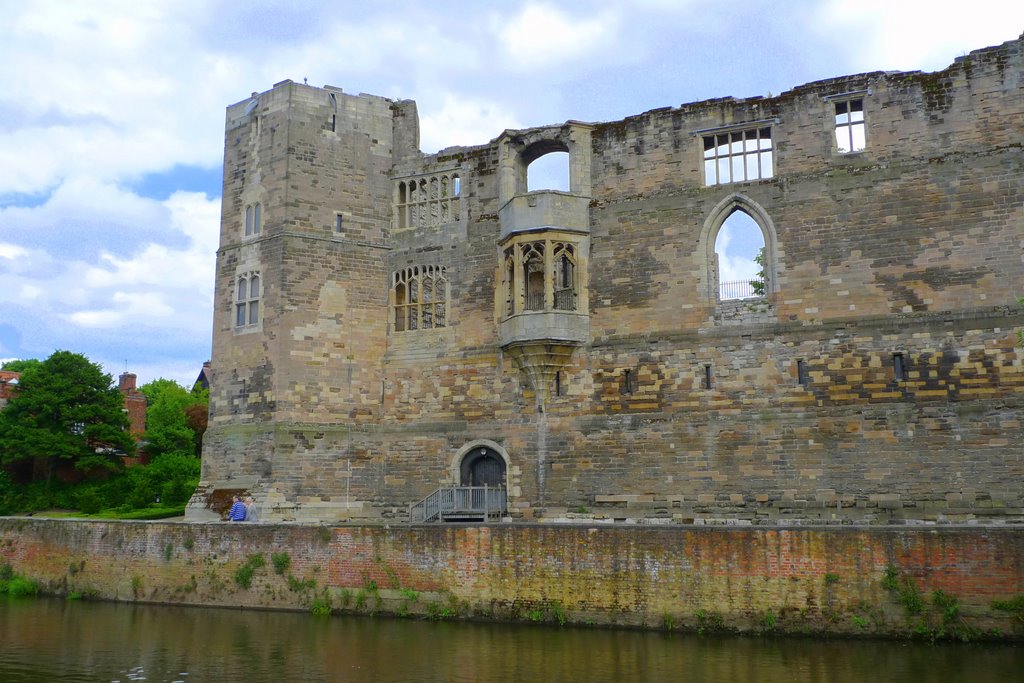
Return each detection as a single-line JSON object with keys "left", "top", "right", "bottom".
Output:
{"left": 3, "top": 519, "right": 1024, "bottom": 639}
{"left": 195, "top": 34, "right": 1024, "bottom": 524}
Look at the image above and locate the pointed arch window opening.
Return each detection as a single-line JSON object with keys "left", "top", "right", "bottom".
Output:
{"left": 554, "top": 243, "right": 577, "bottom": 311}
{"left": 714, "top": 207, "right": 769, "bottom": 301}
{"left": 503, "top": 248, "right": 516, "bottom": 317}
{"left": 243, "top": 203, "right": 262, "bottom": 237}
{"left": 523, "top": 244, "right": 546, "bottom": 311}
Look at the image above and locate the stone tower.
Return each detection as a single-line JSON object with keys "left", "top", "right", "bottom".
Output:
{"left": 192, "top": 80, "right": 419, "bottom": 519}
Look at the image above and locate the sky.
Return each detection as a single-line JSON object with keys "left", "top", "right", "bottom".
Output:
{"left": 0, "top": 0, "right": 1021, "bottom": 387}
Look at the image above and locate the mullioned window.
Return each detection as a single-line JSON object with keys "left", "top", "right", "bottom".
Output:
{"left": 393, "top": 265, "right": 448, "bottom": 332}
{"left": 394, "top": 173, "right": 461, "bottom": 230}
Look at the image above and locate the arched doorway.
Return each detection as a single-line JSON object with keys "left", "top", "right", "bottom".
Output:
{"left": 460, "top": 446, "right": 506, "bottom": 487}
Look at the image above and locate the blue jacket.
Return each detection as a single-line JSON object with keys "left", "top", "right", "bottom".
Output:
{"left": 228, "top": 501, "right": 247, "bottom": 521}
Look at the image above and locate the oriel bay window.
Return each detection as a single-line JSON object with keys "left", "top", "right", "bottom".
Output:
{"left": 500, "top": 236, "right": 582, "bottom": 318}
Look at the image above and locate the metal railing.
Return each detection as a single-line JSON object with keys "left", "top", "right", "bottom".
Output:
{"left": 523, "top": 289, "right": 576, "bottom": 311}
{"left": 719, "top": 279, "right": 765, "bottom": 300}
{"left": 408, "top": 485, "right": 508, "bottom": 523}
{"left": 554, "top": 288, "right": 575, "bottom": 311}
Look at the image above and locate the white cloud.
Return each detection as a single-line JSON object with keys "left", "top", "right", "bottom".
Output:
{"left": 0, "top": 243, "right": 28, "bottom": 260}
{"left": 1, "top": 184, "right": 218, "bottom": 333}
{"left": 496, "top": 3, "right": 620, "bottom": 69}
{"left": 420, "top": 94, "right": 523, "bottom": 152}
{"left": 815, "top": 1, "right": 1024, "bottom": 73}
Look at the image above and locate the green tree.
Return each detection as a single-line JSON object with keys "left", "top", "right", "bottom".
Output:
{"left": 1, "top": 359, "right": 41, "bottom": 373}
{"left": 139, "top": 379, "right": 196, "bottom": 459}
{"left": 0, "top": 351, "right": 132, "bottom": 484}
{"left": 750, "top": 248, "right": 766, "bottom": 296}
{"left": 185, "top": 385, "right": 209, "bottom": 457}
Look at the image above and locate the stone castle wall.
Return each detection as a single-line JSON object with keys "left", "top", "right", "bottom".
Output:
{"left": 193, "top": 36, "right": 1024, "bottom": 523}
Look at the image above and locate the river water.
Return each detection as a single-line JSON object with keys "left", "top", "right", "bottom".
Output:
{"left": 1, "top": 596, "right": 1021, "bottom": 682}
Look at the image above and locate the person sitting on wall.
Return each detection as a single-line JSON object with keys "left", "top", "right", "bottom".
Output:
{"left": 228, "top": 495, "right": 247, "bottom": 522}
{"left": 244, "top": 495, "right": 259, "bottom": 522}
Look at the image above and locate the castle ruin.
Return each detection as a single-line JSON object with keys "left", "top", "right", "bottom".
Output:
{"left": 188, "top": 34, "right": 1024, "bottom": 525}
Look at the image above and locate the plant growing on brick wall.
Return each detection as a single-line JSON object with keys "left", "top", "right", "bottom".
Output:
{"left": 882, "top": 564, "right": 923, "bottom": 616}
{"left": 550, "top": 601, "right": 567, "bottom": 626}
{"left": 234, "top": 554, "right": 266, "bottom": 589}
{"left": 310, "top": 592, "right": 331, "bottom": 616}
{"left": 694, "top": 609, "right": 725, "bottom": 634}
{"left": 757, "top": 610, "right": 778, "bottom": 634}
{"left": 991, "top": 595, "right": 1024, "bottom": 622}
{"left": 271, "top": 552, "right": 290, "bottom": 575}
{"left": 286, "top": 574, "right": 315, "bottom": 592}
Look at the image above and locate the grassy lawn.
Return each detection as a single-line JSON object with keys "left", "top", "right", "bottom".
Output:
{"left": 33, "top": 506, "right": 186, "bottom": 521}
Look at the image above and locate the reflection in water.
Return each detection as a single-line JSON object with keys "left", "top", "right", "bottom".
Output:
{"left": 2, "top": 597, "right": 1022, "bottom": 682}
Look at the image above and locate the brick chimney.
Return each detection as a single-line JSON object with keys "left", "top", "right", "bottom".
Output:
{"left": 119, "top": 372, "right": 137, "bottom": 392}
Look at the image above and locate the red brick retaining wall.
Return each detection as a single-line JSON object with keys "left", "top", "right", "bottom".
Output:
{"left": 2, "top": 519, "right": 1022, "bottom": 638}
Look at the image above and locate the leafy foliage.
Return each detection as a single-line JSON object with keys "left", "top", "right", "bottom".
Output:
{"left": 140, "top": 379, "right": 198, "bottom": 458}
{"left": 750, "top": 247, "right": 766, "bottom": 296}
{"left": 0, "top": 351, "right": 133, "bottom": 482}
{"left": 1, "top": 359, "right": 41, "bottom": 373}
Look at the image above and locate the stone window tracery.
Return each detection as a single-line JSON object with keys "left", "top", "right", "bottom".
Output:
{"left": 395, "top": 172, "right": 461, "bottom": 230}
{"left": 500, "top": 237, "right": 582, "bottom": 319}
{"left": 393, "top": 265, "right": 448, "bottom": 332}
{"left": 235, "top": 271, "right": 260, "bottom": 328}
{"left": 244, "top": 203, "right": 262, "bottom": 237}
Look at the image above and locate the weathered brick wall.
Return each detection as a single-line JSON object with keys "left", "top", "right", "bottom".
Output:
{"left": 196, "top": 36, "right": 1024, "bottom": 524}
{"left": 3, "top": 519, "right": 1023, "bottom": 638}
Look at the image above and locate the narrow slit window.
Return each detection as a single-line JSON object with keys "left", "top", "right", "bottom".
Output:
{"left": 622, "top": 369, "right": 633, "bottom": 395}
{"left": 797, "top": 359, "right": 809, "bottom": 387}
{"left": 334, "top": 213, "right": 344, "bottom": 234}
{"left": 893, "top": 353, "right": 906, "bottom": 382}
{"left": 555, "top": 371, "right": 562, "bottom": 397}
{"left": 703, "top": 364, "right": 713, "bottom": 390}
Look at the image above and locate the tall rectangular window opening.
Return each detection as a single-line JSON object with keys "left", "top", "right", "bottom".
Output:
{"left": 334, "top": 213, "right": 344, "bottom": 234}
{"left": 703, "top": 364, "right": 713, "bottom": 390}
{"left": 703, "top": 127, "right": 773, "bottom": 186}
{"left": 893, "top": 353, "right": 906, "bottom": 382}
{"left": 835, "top": 98, "right": 866, "bottom": 153}
{"left": 622, "top": 369, "right": 632, "bottom": 395}
{"left": 235, "top": 272, "right": 261, "bottom": 329}
{"left": 555, "top": 371, "right": 562, "bottom": 397}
